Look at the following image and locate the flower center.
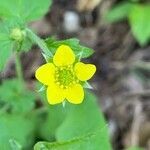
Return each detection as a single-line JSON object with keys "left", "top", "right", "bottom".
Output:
{"left": 55, "top": 65, "right": 78, "bottom": 88}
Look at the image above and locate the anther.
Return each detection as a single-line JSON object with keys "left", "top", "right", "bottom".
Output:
{"left": 60, "top": 85, "right": 64, "bottom": 89}
{"left": 56, "top": 82, "right": 60, "bottom": 85}
{"left": 56, "top": 74, "right": 59, "bottom": 77}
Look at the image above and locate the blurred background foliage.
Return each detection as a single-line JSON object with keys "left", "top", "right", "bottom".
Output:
{"left": 106, "top": 0, "right": 150, "bottom": 46}
{"left": 0, "top": 0, "right": 150, "bottom": 150}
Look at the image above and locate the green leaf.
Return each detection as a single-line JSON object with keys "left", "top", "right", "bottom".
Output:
{"left": 0, "top": 0, "right": 52, "bottom": 22}
{"left": 39, "top": 104, "right": 66, "bottom": 141}
{"left": 45, "top": 38, "right": 94, "bottom": 58}
{"left": 129, "top": 5, "right": 150, "bottom": 46}
{"left": 0, "top": 79, "right": 35, "bottom": 114}
{"left": 56, "top": 91, "right": 110, "bottom": 144}
{"left": 0, "top": 114, "right": 35, "bottom": 150}
{"left": 0, "top": 21, "right": 13, "bottom": 71}
{"left": 0, "top": 19, "right": 32, "bottom": 71}
{"left": 34, "top": 91, "right": 112, "bottom": 150}
{"left": 9, "top": 139, "right": 22, "bottom": 150}
{"left": 34, "top": 129, "right": 110, "bottom": 150}
{"left": 2, "top": 19, "right": 33, "bottom": 52}
{"left": 35, "top": 84, "right": 66, "bottom": 141}
{"left": 105, "top": 2, "right": 132, "bottom": 23}
{"left": 21, "top": 0, "right": 52, "bottom": 22}
{"left": 0, "top": 39, "right": 13, "bottom": 71}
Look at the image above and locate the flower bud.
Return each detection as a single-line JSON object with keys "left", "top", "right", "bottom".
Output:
{"left": 10, "top": 28, "right": 25, "bottom": 42}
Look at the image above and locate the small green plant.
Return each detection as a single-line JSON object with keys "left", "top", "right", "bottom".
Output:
{"left": 0, "top": 0, "right": 112, "bottom": 150}
{"left": 105, "top": 0, "right": 150, "bottom": 46}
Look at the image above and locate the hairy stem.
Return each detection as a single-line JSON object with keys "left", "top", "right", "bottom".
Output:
{"left": 25, "top": 28, "right": 53, "bottom": 60}
{"left": 15, "top": 51, "right": 24, "bottom": 87}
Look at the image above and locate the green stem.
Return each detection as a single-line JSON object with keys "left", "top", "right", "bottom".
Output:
{"left": 25, "top": 28, "right": 53, "bottom": 60}
{"left": 15, "top": 51, "right": 24, "bottom": 87}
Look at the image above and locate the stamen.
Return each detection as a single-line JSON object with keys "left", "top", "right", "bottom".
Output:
{"left": 55, "top": 65, "right": 78, "bottom": 89}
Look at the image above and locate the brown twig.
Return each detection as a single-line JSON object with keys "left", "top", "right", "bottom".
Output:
{"left": 131, "top": 100, "right": 143, "bottom": 146}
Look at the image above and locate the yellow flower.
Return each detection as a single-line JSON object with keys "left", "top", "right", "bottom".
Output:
{"left": 35, "top": 45, "right": 96, "bottom": 105}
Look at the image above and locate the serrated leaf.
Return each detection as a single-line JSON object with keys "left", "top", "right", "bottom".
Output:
{"left": 105, "top": 2, "right": 132, "bottom": 23}
{"left": 0, "top": 79, "right": 35, "bottom": 114}
{"left": 75, "top": 44, "right": 94, "bottom": 58}
{"left": 45, "top": 38, "right": 79, "bottom": 55}
{"left": 0, "top": 114, "right": 35, "bottom": 150}
{"left": 45, "top": 38, "right": 94, "bottom": 58}
{"left": 0, "top": 21, "right": 14, "bottom": 71}
{"left": 46, "top": 38, "right": 80, "bottom": 46}
{"left": 0, "top": 0, "right": 52, "bottom": 23}
{"left": 34, "top": 91, "right": 112, "bottom": 150}
{"left": 0, "top": 38, "right": 13, "bottom": 71}
{"left": 0, "top": 19, "right": 33, "bottom": 71}
{"left": 20, "top": 0, "right": 52, "bottom": 22}
{"left": 56, "top": 91, "right": 110, "bottom": 144}
{"left": 129, "top": 5, "right": 150, "bottom": 46}
{"left": 0, "top": 43, "right": 12, "bottom": 71}
{"left": 34, "top": 129, "right": 110, "bottom": 150}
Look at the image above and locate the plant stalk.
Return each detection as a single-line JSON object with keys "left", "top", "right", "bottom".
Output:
{"left": 15, "top": 51, "right": 24, "bottom": 87}
{"left": 25, "top": 28, "right": 53, "bottom": 60}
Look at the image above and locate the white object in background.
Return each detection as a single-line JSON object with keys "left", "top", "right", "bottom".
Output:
{"left": 63, "top": 11, "right": 80, "bottom": 33}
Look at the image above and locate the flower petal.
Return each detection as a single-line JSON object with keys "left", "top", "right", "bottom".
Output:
{"left": 53, "top": 45, "right": 75, "bottom": 66}
{"left": 74, "top": 62, "right": 96, "bottom": 81}
{"left": 47, "top": 84, "right": 65, "bottom": 105}
{"left": 66, "top": 84, "right": 84, "bottom": 104}
{"left": 35, "top": 63, "right": 55, "bottom": 85}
